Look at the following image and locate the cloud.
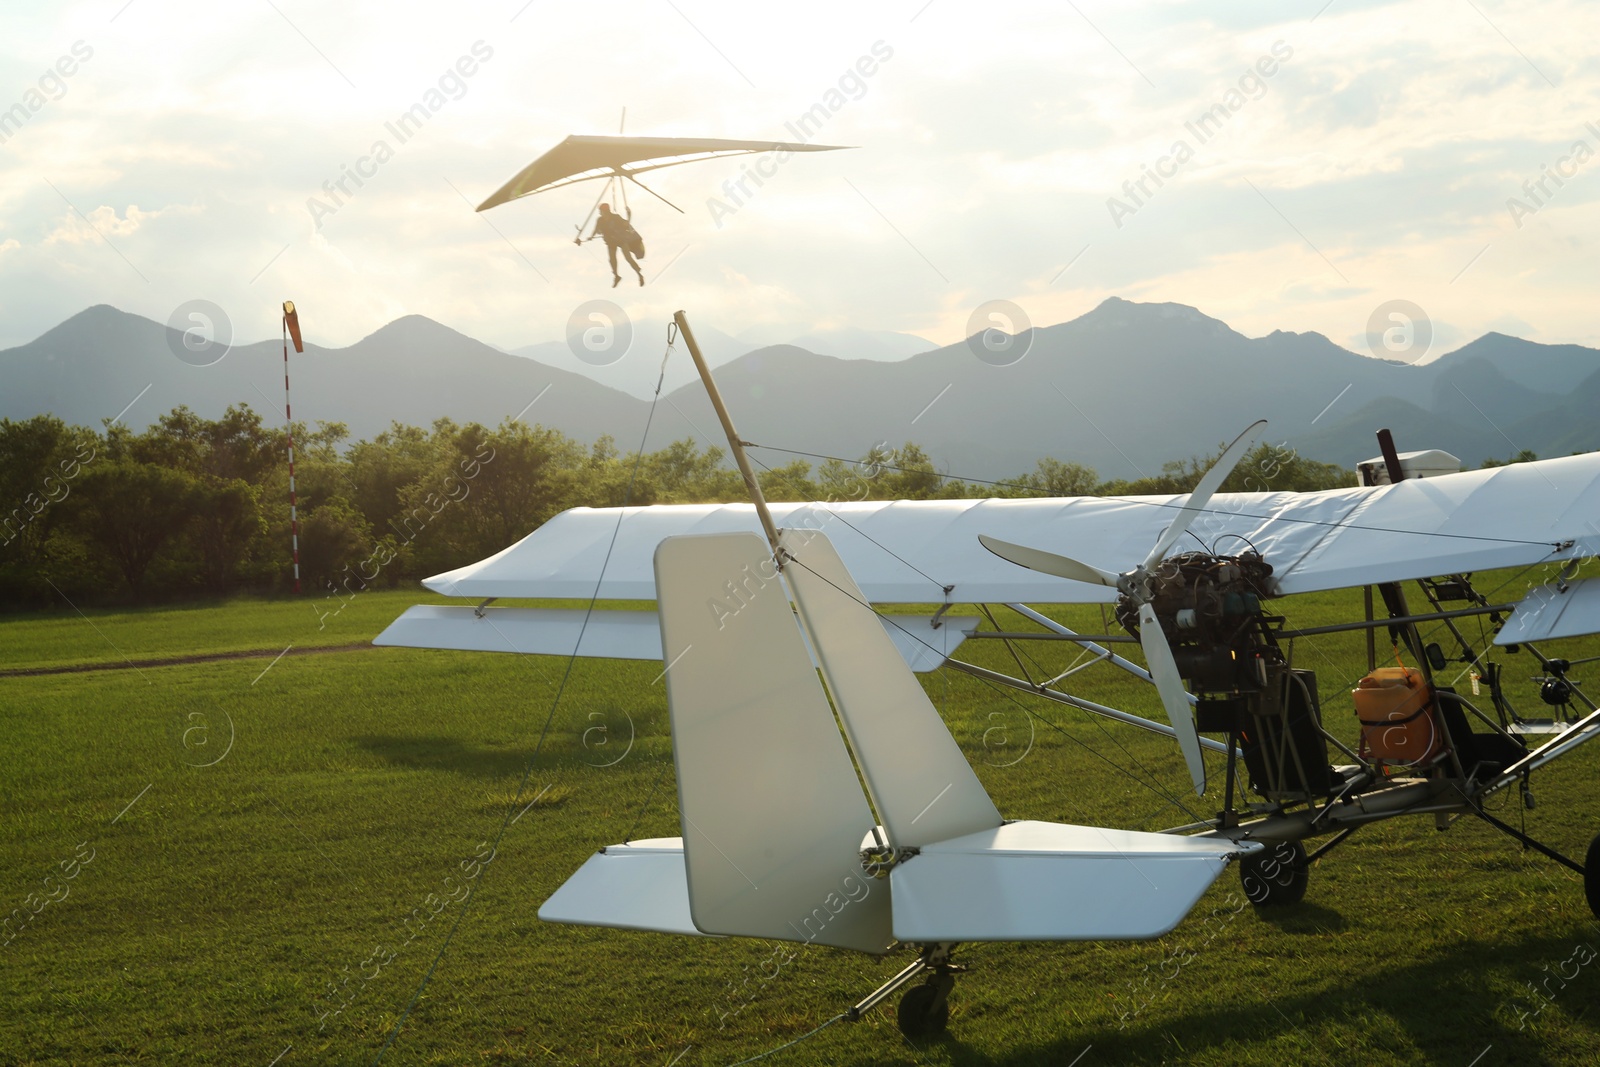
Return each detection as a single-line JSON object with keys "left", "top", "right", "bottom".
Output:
{"left": 42, "top": 202, "right": 192, "bottom": 245}
{"left": 1, "top": 0, "right": 1598, "bottom": 356}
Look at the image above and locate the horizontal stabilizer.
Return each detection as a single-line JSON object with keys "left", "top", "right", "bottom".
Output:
{"left": 374, "top": 605, "right": 974, "bottom": 673}
{"left": 1496, "top": 577, "right": 1600, "bottom": 645}
{"left": 538, "top": 838, "right": 710, "bottom": 937}
{"left": 889, "top": 821, "right": 1256, "bottom": 942}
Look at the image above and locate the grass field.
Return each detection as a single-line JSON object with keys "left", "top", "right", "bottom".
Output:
{"left": 2, "top": 576, "right": 1597, "bottom": 1066}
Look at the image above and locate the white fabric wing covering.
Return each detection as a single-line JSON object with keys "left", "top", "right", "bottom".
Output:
{"left": 375, "top": 605, "right": 664, "bottom": 658}
{"left": 1498, "top": 577, "right": 1600, "bottom": 645}
{"left": 781, "top": 529, "right": 1003, "bottom": 849}
{"left": 655, "top": 533, "right": 894, "bottom": 953}
{"left": 422, "top": 453, "right": 1600, "bottom": 605}
{"left": 371, "top": 605, "right": 976, "bottom": 673}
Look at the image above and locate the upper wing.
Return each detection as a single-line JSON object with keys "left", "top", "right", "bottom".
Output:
{"left": 422, "top": 453, "right": 1600, "bottom": 605}
{"left": 477, "top": 135, "right": 851, "bottom": 211}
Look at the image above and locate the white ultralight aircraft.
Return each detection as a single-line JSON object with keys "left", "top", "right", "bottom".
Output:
{"left": 377, "top": 312, "right": 1600, "bottom": 1038}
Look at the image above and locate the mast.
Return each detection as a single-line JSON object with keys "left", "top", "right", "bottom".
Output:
{"left": 672, "top": 310, "right": 782, "bottom": 560}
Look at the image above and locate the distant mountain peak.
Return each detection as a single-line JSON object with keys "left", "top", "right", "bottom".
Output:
{"left": 15, "top": 304, "right": 156, "bottom": 352}
{"left": 352, "top": 313, "right": 491, "bottom": 353}
{"left": 1080, "top": 296, "right": 1232, "bottom": 331}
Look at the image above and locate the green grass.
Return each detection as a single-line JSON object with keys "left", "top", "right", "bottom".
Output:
{"left": 1, "top": 581, "right": 1597, "bottom": 1066}
{"left": 0, "top": 589, "right": 453, "bottom": 670}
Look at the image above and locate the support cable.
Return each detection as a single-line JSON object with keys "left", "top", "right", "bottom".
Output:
{"left": 371, "top": 329, "right": 676, "bottom": 1064}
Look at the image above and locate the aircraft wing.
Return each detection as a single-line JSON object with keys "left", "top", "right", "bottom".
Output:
{"left": 422, "top": 452, "right": 1600, "bottom": 605}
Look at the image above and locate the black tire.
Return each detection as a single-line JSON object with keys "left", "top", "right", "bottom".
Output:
{"left": 1240, "top": 840, "right": 1309, "bottom": 907}
{"left": 1585, "top": 832, "right": 1600, "bottom": 922}
{"left": 897, "top": 982, "right": 950, "bottom": 1039}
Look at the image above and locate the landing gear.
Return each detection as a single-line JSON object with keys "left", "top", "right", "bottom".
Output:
{"left": 1240, "top": 840, "right": 1308, "bottom": 906}
{"left": 1586, "top": 832, "right": 1600, "bottom": 921}
{"left": 847, "top": 943, "right": 963, "bottom": 1040}
{"left": 897, "top": 974, "right": 954, "bottom": 1038}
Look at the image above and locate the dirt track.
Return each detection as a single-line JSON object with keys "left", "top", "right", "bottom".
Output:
{"left": 2, "top": 642, "right": 375, "bottom": 678}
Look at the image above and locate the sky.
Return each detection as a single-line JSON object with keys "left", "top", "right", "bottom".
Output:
{"left": 1, "top": 0, "right": 1597, "bottom": 395}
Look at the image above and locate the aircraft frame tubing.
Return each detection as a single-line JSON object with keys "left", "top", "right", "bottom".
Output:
{"left": 944, "top": 659, "right": 1233, "bottom": 754}
{"left": 1480, "top": 704, "right": 1600, "bottom": 796}
{"left": 1196, "top": 778, "right": 1471, "bottom": 846}
{"left": 966, "top": 600, "right": 1595, "bottom": 871}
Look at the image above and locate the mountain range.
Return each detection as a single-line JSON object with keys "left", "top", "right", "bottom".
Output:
{"left": 3, "top": 298, "right": 1595, "bottom": 481}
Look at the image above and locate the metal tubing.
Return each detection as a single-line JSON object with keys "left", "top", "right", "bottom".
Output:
{"left": 847, "top": 957, "right": 928, "bottom": 1020}
{"left": 673, "top": 311, "right": 781, "bottom": 556}
{"left": 966, "top": 631, "right": 1138, "bottom": 645}
{"left": 1473, "top": 808, "right": 1588, "bottom": 875}
{"left": 1004, "top": 603, "right": 1186, "bottom": 698}
{"left": 945, "top": 659, "right": 1231, "bottom": 754}
{"left": 1482, "top": 704, "right": 1600, "bottom": 793}
{"left": 1278, "top": 603, "right": 1516, "bottom": 639}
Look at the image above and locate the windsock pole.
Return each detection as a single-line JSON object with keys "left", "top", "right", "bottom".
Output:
{"left": 282, "top": 301, "right": 304, "bottom": 593}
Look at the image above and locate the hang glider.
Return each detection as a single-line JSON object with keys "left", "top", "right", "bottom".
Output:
{"left": 475, "top": 134, "right": 852, "bottom": 212}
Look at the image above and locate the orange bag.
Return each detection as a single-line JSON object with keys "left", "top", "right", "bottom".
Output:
{"left": 1354, "top": 666, "right": 1443, "bottom": 766}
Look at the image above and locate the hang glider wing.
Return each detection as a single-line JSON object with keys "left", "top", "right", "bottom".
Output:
{"left": 419, "top": 452, "right": 1600, "bottom": 608}
{"left": 476, "top": 135, "right": 852, "bottom": 211}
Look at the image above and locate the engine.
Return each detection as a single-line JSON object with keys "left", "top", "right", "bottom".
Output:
{"left": 1117, "top": 551, "right": 1280, "bottom": 694}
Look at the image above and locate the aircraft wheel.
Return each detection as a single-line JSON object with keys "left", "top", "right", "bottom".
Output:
{"left": 897, "top": 979, "right": 951, "bottom": 1039}
{"left": 1585, "top": 831, "right": 1600, "bottom": 921}
{"left": 1240, "top": 840, "right": 1308, "bottom": 907}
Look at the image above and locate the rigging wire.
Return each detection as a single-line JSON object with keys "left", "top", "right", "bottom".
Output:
{"left": 733, "top": 445, "right": 952, "bottom": 598}
{"left": 718, "top": 1013, "right": 848, "bottom": 1066}
{"left": 998, "top": 611, "right": 1207, "bottom": 824}
{"left": 370, "top": 328, "right": 677, "bottom": 1065}
{"left": 741, "top": 429, "right": 1215, "bottom": 825}
{"left": 782, "top": 555, "right": 1206, "bottom": 825}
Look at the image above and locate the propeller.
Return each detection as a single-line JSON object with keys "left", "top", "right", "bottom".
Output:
{"left": 977, "top": 535, "right": 1117, "bottom": 588}
{"left": 1140, "top": 420, "right": 1269, "bottom": 574}
{"left": 1138, "top": 602, "right": 1206, "bottom": 794}
{"left": 978, "top": 419, "right": 1268, "bottom": 796}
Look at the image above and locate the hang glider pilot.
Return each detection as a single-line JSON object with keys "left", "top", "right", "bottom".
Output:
{"left": 578, "top": 202, "right": 645, "bottom": 288}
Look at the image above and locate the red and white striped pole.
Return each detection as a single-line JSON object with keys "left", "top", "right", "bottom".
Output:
{"left": 282, "top": 301, "right": 304, "bottom": 593}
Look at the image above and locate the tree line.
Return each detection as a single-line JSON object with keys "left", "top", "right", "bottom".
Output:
{"left": 0, "top": 404, "right": 1356, "bottom": 609}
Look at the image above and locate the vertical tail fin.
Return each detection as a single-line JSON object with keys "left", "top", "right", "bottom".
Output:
{"left": 655, "top": 532, "right": 892, "bottom": 952}
{"left": 780, "top": 529, "right": 1003, "bottom": 849}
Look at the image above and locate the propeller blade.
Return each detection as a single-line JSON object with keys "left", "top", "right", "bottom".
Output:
{"left": 1142, "top": 419, "right": 1268, "bottom": 572}
{"left": 978, "top": 535, "right": 1119, "bottom": 587}
{"left": 1139, "top": 602, "right": 1206, "bottom": 796}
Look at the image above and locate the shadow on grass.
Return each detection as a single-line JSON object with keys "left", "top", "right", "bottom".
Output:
{"left": 1250, "top": 900, "right": 1349, "bottom": 934}
{"left": 353, "top": 734, "right": 537, "bottom": 779}
{"left": 933, "top": 928, "right": 1596, "bottom": 1067}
